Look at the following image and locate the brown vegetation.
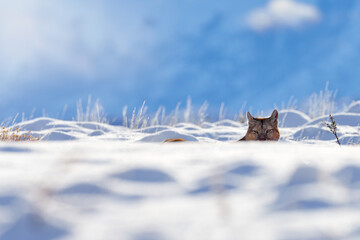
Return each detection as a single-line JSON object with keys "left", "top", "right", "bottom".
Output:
{"left": 323, "top": 114, "right": 341, "bottom": 146}
{"left": 1, "top": 127, "right": 40, "bottom": 142}
{"left": 163, "top": 138, "right": 186, "bottom": 143}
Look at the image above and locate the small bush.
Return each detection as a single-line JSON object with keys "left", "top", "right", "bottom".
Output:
{"left": 1, "top": 127, "right": 40, "bottom": 142}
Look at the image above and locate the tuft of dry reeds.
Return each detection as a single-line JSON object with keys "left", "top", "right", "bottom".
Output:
{"left": 1, "top": 127, "right": 40, "bottom": 142}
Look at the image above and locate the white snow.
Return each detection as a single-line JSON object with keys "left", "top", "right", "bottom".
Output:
{"left": 279, "top": 109, "right": 311, "bottom": 128}
{"left": 346, "top": 100, "right": 360, "bottom": 113}
{"left": 1, "top": 109, "right": 360, "bottom": 240}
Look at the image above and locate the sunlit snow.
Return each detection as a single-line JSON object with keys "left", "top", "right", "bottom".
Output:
{"left": 1, "top": 108, "right": 360, "bottom": 240}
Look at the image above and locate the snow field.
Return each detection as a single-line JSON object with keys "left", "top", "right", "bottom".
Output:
{"left": 0, "top": 107, "right": 360, "bottom": 239}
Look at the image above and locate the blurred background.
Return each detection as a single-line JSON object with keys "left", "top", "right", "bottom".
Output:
{"left": 0, "top": 0, "right": 359, "bottom": 123}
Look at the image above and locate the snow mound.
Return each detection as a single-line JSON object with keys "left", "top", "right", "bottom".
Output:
{"left": 284, "top": 166, "right": 320, "bottom": 187}
{"left": 226, "top": 163, "right": 260, "bottom": 176}
{"left": 334, "top": 166, "right": 360, "bottom": 189}
{"left": 88, "top": 130, "right": 105, "bottom": 136}
{"left": 41, "top": 131, "right": 77, "bottom": 141}
{"left": 7, "top": 108, "right": 359, "bottom": 145}
{"left": 57, "top": 183, "right": 110, "bottom": 195}
{"left": 3, "top": 107, "right": 360, "bottom": 239}
{"left": 111, "top": 168, "right": 176, "bottom": 183}
{"left": 0, "top": 213, "right": 68, "bottom": 240}
{"left": 293, "top": 126, "right": 339, "bottom": 141}
{"left": 13, "top": 117, "right": 56, "bottom": 131}
{"left": 188, "top": 181, "right": 237, "bottom": 195}
{"left": 307, "top": 113, "right": 360, "bottom": 127}
{"left": 1, "top": 140, "right": 360, "bottom": 239}
{"left": 339, "top": 135, "right": 360, "bottom": 145}
{"left": 0, "top": 146, "right": 31, "bottom": 153}
{"left": 214, "top": 120, "right": 243, "bottom": 127}
{"left": 138, "top": 130, "right": 198, "bottom": 142}
{"left": 278, "top": 109, "right": 311, "bottom": 127}
{"left": 136, "top": 126, "right": 170, "bottom": 134}
{"left": 75, "top": 122, "right": 111, "bottom": 132}
{"left": 346, "top": 100, "right": 360, "bottom": 113}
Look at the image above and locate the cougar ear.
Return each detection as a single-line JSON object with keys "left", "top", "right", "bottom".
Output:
{"left": 270, "top": 109, "right": 279, "bottom": 121}
{"left": 247, "top": 112, "right": 255, "bottom": 123}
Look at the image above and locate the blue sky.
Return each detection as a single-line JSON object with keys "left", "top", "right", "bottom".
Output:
{"left": 0, "top": 0, "right": 359, "bottom": 122}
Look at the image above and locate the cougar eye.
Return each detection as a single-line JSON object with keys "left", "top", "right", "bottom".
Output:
{"left": 252, "top": 130, "right": 258, "bottom": 134}
{"left": 266, "top": 129, "right": 273, "bottom": 134}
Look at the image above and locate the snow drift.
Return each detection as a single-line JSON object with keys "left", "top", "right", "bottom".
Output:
{"left": 1, "top": 109, "right": 360, "bottom": 240}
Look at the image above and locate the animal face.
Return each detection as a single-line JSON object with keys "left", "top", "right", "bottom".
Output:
{"left": 243, "top": 110, "right": 280, "bottom": 141}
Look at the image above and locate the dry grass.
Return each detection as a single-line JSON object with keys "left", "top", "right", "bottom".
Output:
{"left": 323, "top": 114, "right": 341, "bottom": 146}
{"left": 1, "top": 127, "right": 40, "bottom": 142}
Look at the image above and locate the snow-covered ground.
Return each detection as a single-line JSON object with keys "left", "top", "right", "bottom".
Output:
{"left": 1, "top": 107, "right": 360, "bottom": 240}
